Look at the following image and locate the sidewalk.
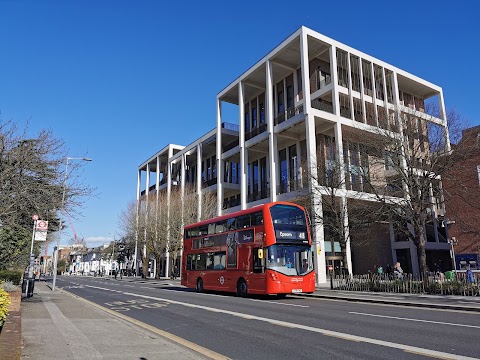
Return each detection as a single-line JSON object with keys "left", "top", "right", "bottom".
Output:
{"left": 21, "top": 282, "right": 219, "bottom": 360}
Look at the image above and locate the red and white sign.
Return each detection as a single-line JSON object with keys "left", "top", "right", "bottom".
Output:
{"left": 34, "top": 220, "right": 48, "bottom": 242}
{"left": 32, "top": 214, "right": 39, "bottom": 221}
{"left": 35, "top": 220, "right": 48, "bottom": 230}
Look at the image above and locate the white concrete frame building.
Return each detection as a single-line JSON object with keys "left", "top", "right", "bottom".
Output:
{"left": 137, "top": 26, "right": 450, "bottom": 283}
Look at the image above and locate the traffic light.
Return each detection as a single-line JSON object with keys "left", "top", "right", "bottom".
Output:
{"left": 40, "top": 256, "right": 44, "bottom": 265}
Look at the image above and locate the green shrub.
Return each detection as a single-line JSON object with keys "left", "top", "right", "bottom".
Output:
{"left": 0, "top": 270, "right": 22, "bottom": 285}
{"left": 0, "top": 288, "right": 10, "bottom": 325}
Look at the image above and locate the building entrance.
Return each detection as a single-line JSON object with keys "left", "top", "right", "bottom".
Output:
{"left": 326, "top": 257, "right": 345, "bottom": 277}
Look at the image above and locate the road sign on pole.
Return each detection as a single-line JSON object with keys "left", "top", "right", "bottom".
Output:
{"left": 32, "top": 214, "right": 39, "bottom": 221}
{"left": 34, "top": 220, "right": 48, "bottom": 241}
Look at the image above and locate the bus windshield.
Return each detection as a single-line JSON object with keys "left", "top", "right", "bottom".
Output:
{"left": 270, "top": 204, "right": 308, "bottom": 243}
{"left": 266, "top": 244, "right": 312, "bottom": 276}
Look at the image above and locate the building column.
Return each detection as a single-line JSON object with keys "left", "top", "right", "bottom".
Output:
{"left": 165, "top": 146, "right": 173, "bottom": 278}
{"left": 216, "top": 98, "right": 223, "bottom": 216}
{"left": 334, "top": 122, "right": 352, "bottom": 275}
{"left": 266, "top": 60, "right": 277, "bottom": 202}
{"left": 293, "top": 69, "right": 299, "bottom": 105}
{"left": 296, "top": 140, "right": 301, "bottom": 189}
{"left": 358, "top": 57, "right": 367, "bottom": 123}
{"left": 382, "top": 67, "right": 389, "bottom": 129}
{"left": 438, "top": 91, "right": 451, "bottom": 152}
{"left": 134, "top": 169, "right": 141, "bottom": 275}
{"left": 239, "top": 82, "right": 248, "bottom": 210}
{"left": 301, "top": 29, "right": 325, "bottom": 284}
{"left": 155, "top": 156, "right": 161, "bottom": 267}
{"left": 144, "top": 163, "right": 150, "bottom": 275}
{"left": 196, "top": 143, "right": 202, "bottom": 221}
{"left": 346, "top": 52, "right": 354, "bottom": 121}
{"left": 329, "top": 45, "right": 340, "bottom": 116}
{"left": 370, "top": 62, "right": 379, "bottom": 127}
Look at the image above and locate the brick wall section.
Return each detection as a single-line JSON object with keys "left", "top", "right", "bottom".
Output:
{"left": 0, "top": 311, "right": 21, "bottom": 360}
{"left": 443, "top": 126, "right": 480, "bottom": 255}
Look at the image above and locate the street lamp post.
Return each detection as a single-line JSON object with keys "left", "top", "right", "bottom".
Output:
{"left": 52, "top": 157, "right": 92, "bottom": 291}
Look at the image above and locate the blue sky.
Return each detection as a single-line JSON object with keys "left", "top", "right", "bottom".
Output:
{"left": 1, "top": 0, "right": 479, "bottom": 251}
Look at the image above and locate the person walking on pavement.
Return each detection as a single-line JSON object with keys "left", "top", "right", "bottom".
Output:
{"left": 394, "top": 262, "right": 404, "bottom": 280}
{"left": 172, "top": 264, "right": 178, "bottom": 280}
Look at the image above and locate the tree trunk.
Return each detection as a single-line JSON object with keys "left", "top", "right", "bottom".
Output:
{"left": 155, "top": 253, "right": 162, "bottom": 279}
{"left": 416, "top": 225, "right": 428, "bottom": 277}
{"left": 142, "top": 252, "right": 148, "bottom": 278}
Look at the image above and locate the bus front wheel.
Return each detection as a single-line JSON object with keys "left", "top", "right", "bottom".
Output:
{"left": 236, "top": 278, "right": 248, "bottom": 297}
{"left": 196, "top": 278, "right": 204, "bottom": 293}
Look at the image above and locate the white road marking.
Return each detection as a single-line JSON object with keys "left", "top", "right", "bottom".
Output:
{"left": 249, "top": 299, "right": 309, "bottom": 308}
{"left": 349, "top": 312, "right": 480, "bottom": 329}
{"left": 83, "top": 284, "right": 476, "bottom": 360}
{"left": 123, "top": 285, "right": 134, "bottom": 287}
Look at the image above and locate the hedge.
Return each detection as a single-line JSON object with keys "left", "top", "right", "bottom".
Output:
{"left": 0, "top": 270, "right": 22, "bottom": 285}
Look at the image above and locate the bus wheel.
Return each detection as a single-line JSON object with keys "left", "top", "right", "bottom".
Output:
{"left": 236, "top": 278, "right": 248, "bottom": 297}
{"left": 196, "top": 278, "right": 204, "bottom": 293}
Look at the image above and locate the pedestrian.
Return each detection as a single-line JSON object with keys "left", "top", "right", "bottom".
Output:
{"left": 173, "top": 264, "right": 178, "bottom": 280}
{"left": 466, "top": 267, "right": 475, "bottom": 284}
{"left": 114, "top": 269, "right": 117, "bottom": 280}
{"left": 394, "top": 262, "right": 404, "bottom": 280}
{"left": 377, "top": 265, "right": 383, "bottom": 275}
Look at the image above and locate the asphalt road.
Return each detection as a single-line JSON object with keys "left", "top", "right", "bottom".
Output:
{"left": 56, "top": 276, "right": 480, "bottom": 360}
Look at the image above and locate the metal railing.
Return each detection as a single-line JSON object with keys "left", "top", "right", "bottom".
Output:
{"left": 223, "top": 140, "right": 239, "bottom": 152}
{"left": 222, "top": 122, "right": 239, "bottom": 132}
{"left": 274, "top": 104, "right": 304, "bottom": 126}
{"left": 331, "top": 273, "right": 480, "bottom": 296}
{"left": 245, "top": 123, "right": 267, "bottom": 141}
{"left": 311, "top": 98, "right": 334, "bottom": 113}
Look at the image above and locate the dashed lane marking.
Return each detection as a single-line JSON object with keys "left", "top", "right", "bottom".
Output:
{"left": 349, "top": 311, "right": 480, "bottom": 329}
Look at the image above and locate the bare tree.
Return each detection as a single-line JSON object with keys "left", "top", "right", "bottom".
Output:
{"left": 119, "top": 185, "right": 217, "bottom": 278}
{"left": 167, "top": 185, "right": 217, "bottom": 272}
{"left": 0, "top": 119, "right": 94, "bottom": 270}
{"left": 295, "top": 134, "right": 379, "bottom": 275}
{"left": 359, "top": 105, "right": 470, "bottom": 275}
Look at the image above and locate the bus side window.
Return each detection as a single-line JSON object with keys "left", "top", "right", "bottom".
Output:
{"left": 237, "top": 215, "right": 250, "bottom": 228}
{"left": 215, "top": 221, "right": 227, "bottom": 233}
{"left": 198, "top": 225, "right": 208, "bottom": 236}
{"left": 208, "top": 223, "right": 215, "bottom": 235}
{"left": 251, "top": 212, "right": 263, "bottom": 226}
{"left": 227, "top": 217, "right": 236, "bottom": 231}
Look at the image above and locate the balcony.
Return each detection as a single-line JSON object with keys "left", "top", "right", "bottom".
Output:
{"left": 223, "top": 197, "right": 241, "bottom": 209}
{"left": 311, "top": 98, "right": 334, "bottom": 114}
{"left": 222, "top": 122, "right": 239, "bottom": 132}
{"left": 223, "top": 139, "right": 239, "bottom": 152}
{"left": 340, "top": 107, "right": 351, "bottom": 119}
{"left": 245, "top": 123, "right": 267, "bottom": 141}
{"left": 274, "top": 104, "right": 304, "bottom": 126}
{"left": 310, "top": 71, "right": 331, "bottom": 93}
{"left": 247, "top": 186, "right": 270, "bottom": 202}
{"left": 277, "top": 179, "right": 304, "bottom": 194}
{"left": 203, "top": 177, "right": 217, "bottom": 187}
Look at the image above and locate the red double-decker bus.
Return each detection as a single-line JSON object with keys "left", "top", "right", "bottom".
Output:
{"left": 181, "top": 201, "right": 315, "bottom": 297}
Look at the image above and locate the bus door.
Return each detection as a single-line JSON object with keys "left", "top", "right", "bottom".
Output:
{"left": 248, "top": 247, "right": 266, "bottom": 292}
